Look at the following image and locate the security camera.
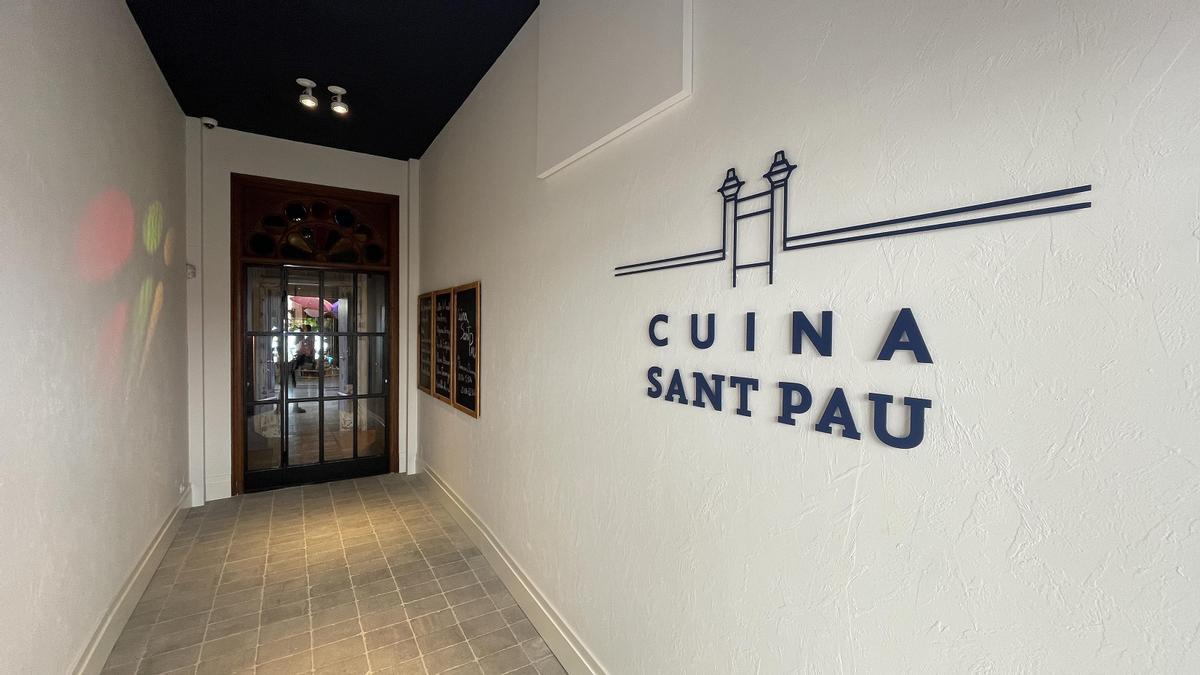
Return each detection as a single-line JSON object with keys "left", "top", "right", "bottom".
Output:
{"left": 200, "top": 117, "right": 218, "bottom": 129}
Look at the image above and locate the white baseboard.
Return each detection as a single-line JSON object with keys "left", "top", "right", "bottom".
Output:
{"left": 74, "top": 487, "right": 192, "bottom": 675}
{"left": 420, "top": 464, "right": 604, "bottom": 675}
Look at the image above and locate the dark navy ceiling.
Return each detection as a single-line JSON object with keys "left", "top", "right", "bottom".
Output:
{"left": 127, "top": 1, "right": 538, "bottom": 160}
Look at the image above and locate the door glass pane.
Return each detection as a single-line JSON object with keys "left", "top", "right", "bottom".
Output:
{"left": 287, "top": 399, "right": 319, "bottom": 466}
{"left": 244, "top": 263, "right": 392, "bottom": 482}
{"left": 323, "top": 335, "right": 352, "bottom": 397}
{"left": 357, "top": 398, "right": 386, "bottom": 457}
{"left": 356, "top": 336, "right": 385, "bottom": 395}
{"left": 247, "top": 336, "right": 281, "bottom": 403}
{"left": 323, "top": 272, "right": 354, "bottom": 333}
{"left": 247, "top": 267, "right": 283, "bottom": 332}
{"left": 357, "top": 273, "right": 387, "bottom": 333}
{"left": 323, "top": 399, "right": 354, "bottom": 461}
{"left": 246, "top": 404, "right": 281, "bottom": 471}
{"left": 285, "top": 333, "right": 320, "bottom": 399}
{"left": 286, "top": 269, "right": 321, "bottom": 333}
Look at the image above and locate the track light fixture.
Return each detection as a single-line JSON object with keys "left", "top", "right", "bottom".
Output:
{"left": 296, "top": 77, "right": 318, "bottom": 108}
{"left": 328, "top": 86, "right": 349, "bottom": 115}
{"left": 294, "top": 78, "right": 353, "bottom": 115}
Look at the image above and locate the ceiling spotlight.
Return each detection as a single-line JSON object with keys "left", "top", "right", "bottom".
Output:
{"left": 328, "top": 86, "right": 349, "bottom": 115}
{"left": 296, "top": 78, "right": 318, "bottom": 108}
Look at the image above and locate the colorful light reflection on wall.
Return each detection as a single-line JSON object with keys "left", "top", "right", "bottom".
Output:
{"left": 99, "top": 300, "right": 129, "bottom": 386}
{"left": 75, "top": 189, "right": 134, "bottom": 282}
{"left": 77, "top": 191, "right": 176, "bottom": 390}
{"left": 143, "top": 200, "right": 164, "bottom": 253}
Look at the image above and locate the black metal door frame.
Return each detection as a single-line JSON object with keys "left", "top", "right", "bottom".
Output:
{"left": 243, "top": 263, "right": 389, "bottom": 492}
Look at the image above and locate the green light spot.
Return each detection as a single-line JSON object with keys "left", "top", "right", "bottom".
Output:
{"left": 143, "top": 201, "right": 163, "bottom": 253}
{"left": 128, "top": 276, "right": 154, "bottom": 367}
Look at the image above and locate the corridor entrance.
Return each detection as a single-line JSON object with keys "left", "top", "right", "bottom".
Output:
{"left": 231, "top": 174, "right": 401, "bottom": 492}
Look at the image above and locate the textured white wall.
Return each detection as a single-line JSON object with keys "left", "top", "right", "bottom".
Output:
{"left": 536, "top": 0, "right": 691, "bottom": 176}
{"left": 418, "top": 1, "right": 1200, "bottom": 672}
{"left": 190, "top": 127, "right": 410, "bottom": 500}
{"left": 0, "top": 1, "right": 187, "bottom": 671}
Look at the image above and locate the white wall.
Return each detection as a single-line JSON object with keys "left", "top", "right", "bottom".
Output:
{"left": 536, "top": 0, "right": 691, "bottom": 176}
{"left": 0, "top": 1, "right": 187, "bottom": 671}
{"left": 418, "top": 1, "right": 1200, "bottom": 673}
{"left": 188, "top": 126, "right": 412, "bottom": 501}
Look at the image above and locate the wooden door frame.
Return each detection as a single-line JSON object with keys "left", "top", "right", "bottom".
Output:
{"left": 230, "top": 173, "right": 402, "bottom": 495}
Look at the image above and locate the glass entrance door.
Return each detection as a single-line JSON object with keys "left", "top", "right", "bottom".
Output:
{"left": 243, "top": 264, "right": 389, "bottom": 490}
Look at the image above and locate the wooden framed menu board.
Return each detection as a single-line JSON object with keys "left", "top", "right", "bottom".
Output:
{"left": 416, "top": 293, "right": 433, "bottom": 394}
{"left": 452, "top": 282, "right": 480, "bottom": 417}
{"left": 432, "top": 289, "right": 453, "bottom": 402}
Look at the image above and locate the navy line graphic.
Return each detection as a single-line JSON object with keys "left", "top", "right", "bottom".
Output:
{"left": 784, "top": 184, "right": 1092, "bottom": 243}
{"left": 613, "top": 251, "right": 724, "bottom": 277}
{"left": 613, "top": 149, "right": 1092, "bottom": 287}
{"left": 613, "top": 247, "right": 724, "bottom": 273}
{"left": 783, "top": 202, "right": 1091, "bottom": 250}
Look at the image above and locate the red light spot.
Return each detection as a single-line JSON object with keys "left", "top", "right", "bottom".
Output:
{"left": 76, "top": 189, "right": 134, "bottom": 281}
{"left": 100, "top": 300, "right": 129, "bottom": 385}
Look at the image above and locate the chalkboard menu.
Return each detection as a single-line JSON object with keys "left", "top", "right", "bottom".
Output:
{"left": 433, "top": 289, "right": 453, "bottom": 401}
{"left": 452, "top": 282, "right": 480, "bottom": 417}
{"left": 417, "top": 293, "right": 433, "bottom": 394}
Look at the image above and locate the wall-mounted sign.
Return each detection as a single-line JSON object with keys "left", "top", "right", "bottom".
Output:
{"left": 617, "top": 148, "right": 1095, "bottom": 448}
{"left": 416, "top": 293, "right": 433, "bottom": 394}
{"left": 421, "top": 282, "right": 482, "bottom": 417}
{"left": 645, "top": 308, "right": 934, "bottom": 449}
{"left": 452, "top": 282, "right": 481, "bottom": 417}
{"left": 614, "top": 150, "right": 1092, "bottom": 287}
{"left": 433, "top": 289, "right": 453, "bottom": 402}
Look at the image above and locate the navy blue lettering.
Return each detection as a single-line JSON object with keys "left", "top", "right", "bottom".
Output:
{"left": 815, "top": 387, "right": 862, "bottom": 439}
{"left": 868, "top": 393, "right": 932, "bottom": 449}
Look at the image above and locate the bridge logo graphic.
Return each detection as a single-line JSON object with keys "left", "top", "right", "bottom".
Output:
{"left": 614, "top": 150, "right": 1092, "bottom": 288}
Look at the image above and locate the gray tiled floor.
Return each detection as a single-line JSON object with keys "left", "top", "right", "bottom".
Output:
{"left": 102, "top": 474, "right": 565, "bottom": 675}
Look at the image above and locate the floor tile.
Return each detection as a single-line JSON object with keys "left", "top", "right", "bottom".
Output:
{"left": 150, "top": 613, "right": 208, "bottom": 640}
{"left": 258, "top": 614, "right": 310, "bottom": 644}
{"left": 208, "top": 598, "right": 260, "bottom": 625}
{"left": 199, "top": 627, "right": 258, "bottom": 661}
{"left": 477, "top": 645, "right": 530, "bottom": 675}
{"left": 500, "top": 606, "right": 526, "bottom": 625}
{"left": 379, "top": 656, "right": 429, "bottom": 674}
{"left": 405, "top": 593, "right": 450, "bottom": 618}
{"left": 520, "top": 637, "right": 552, "bottom": 662}
{"left": 315, "top": 653, "right": 371, "bottom": 674}
{"left": 144, "top": 626, "right": 205, "bottom": 657}
{"left": 204, "top": 612, "right": 259, "bottom": 641}
{"left": 469, "top": 627, "right": 518, "bottom": 659}
{"left": 314, "top": 617, "right": 363, "bottom": 648}
{"left": 256, "top": 631, "right": 311, "bottom": 664}
{"left": 445, "top": 584, "right": 487, "bottom": 607}
{"left": 100, "top": 475, "right": 562, "bottom": 675}
{"left": 195, "top": 646, "right": 255, "bottom": 675}
{"left": 410, "top": 608, "right": 458, "bottom": 637}
{"left": 359, "top": 590, "right": 403, "bottom": 617}
{"left": 366, "top": 638, "right": 421, "bottom": 669}
{"left": 361, "top": 605, "right": 409, "bottom": 632}
{"left": 416, "top": 624, "right": 466, "bottom": 653}
{"left": 313, "top": 634, "right": 367, "bottom": 669}
{"left": 422, "top": 642, "right": 475, "bottom": 674}
{"left": 534, "top": 656, "right": 567, "bottom": 675}
{"left": 365, "top": 621, "right": 416, "bottom": 651}
{"left": 452, "top": 597, "right": 497, "bottom": 622}
{"left": 136, "top": 644, "right": 201, "bottom": 675}
{"left": 256, "top": 650, "right": 313, "bottom": 675}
